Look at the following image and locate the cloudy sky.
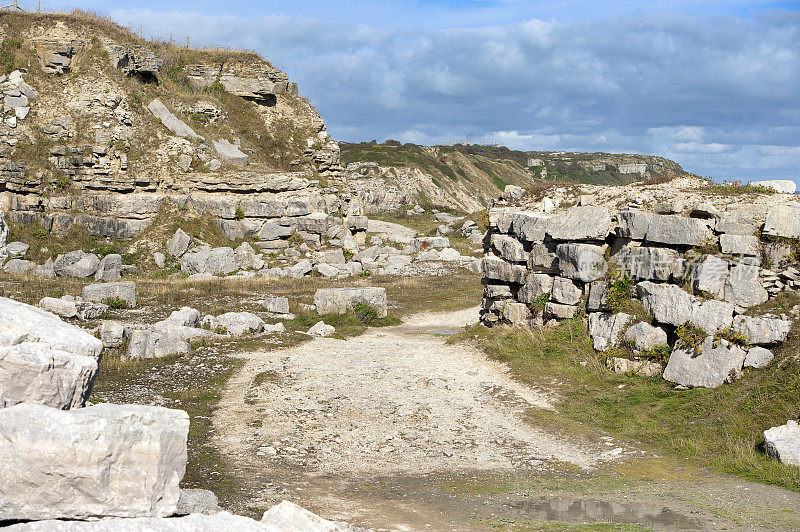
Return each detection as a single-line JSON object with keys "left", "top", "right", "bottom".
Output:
{"left": 37, "top": 0, "right": 800, "bottom": 181}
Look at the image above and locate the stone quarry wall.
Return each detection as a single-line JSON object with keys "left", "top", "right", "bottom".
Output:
{"left": 480, "top": 199, "right": 800, "bottom": 387}
{"left": 0, "top": 15, "right": 350, "bottom": 242}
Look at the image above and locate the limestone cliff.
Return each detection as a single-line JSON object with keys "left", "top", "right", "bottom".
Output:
{"left": 0, "top": 12, "right": 352, "bottom": 242}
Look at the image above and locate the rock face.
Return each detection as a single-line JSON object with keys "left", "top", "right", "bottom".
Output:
{"left": 763, "top": 420, "right": 800, "bottom": 467}
{"left": 0, "top": 297, "right": 103, "bottom": 359}
{"left": 0, "top": 403, "right": 189, "bottom": 520}
{"left": 663, "top": 337, "right": 747, "bottom": 388}
{"left": 314, "top": 287, "right": 388, "bottom": 317}
{"left": 82, "top": 281, "right": 137, "bottom": 308}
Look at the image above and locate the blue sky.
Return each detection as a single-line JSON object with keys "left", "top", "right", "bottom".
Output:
{"left": 37, "top": 0, "right": 800, "bottom": 180}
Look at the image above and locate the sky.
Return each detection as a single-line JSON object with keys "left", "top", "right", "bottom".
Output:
{"left": 29, "top": 0, "right": 800, "bottom": 181}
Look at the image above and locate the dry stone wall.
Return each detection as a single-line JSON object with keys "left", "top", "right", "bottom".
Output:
{"left": 481, "top": 201, "right": 800, "bottom": 387}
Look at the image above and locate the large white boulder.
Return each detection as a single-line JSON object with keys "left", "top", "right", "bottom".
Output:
{"left": 82, "top": 281, "right": 137, "bottom": 308}
{"left": 0, "top": 297, "right": 103, "bottom": 359}
{"left": 0, "top": 342, "right": 97, "bottom": 409}
{"left": 0, "top": 403, "right": 189, "bottom": 520}
{"left": 313, "top": 287, "right": 388, "bottom": 318}
{"left": 663, "top": 337, "right": 746, "bottom": 388}
{"left": 763, "top": 420, "right": 800, "bottom": 467}
{"left": 203, "top": 312, "right": 265, "bottom": 336}
{"left": 181, "top": 247, "right": 238, "bottom": 276}
{"left": 748, "top": 179, "right": 796, "bottom": 194}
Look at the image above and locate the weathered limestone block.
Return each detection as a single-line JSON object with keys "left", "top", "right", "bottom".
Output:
{"left": 689, "top": 299, "right": 734, "bottom": 334}
{"left": 749, "top": 180, "right": 797, "bottom": 194}
{"left": 314, "top": 287, "right": 388, "bottom": 317}
{"left": 645, "top": 214, "right": 713, "bottom": 246}
{"left": 546, "top": 206, "right": 612, "bottom": 241}
{"left": 175, "top": 489, "right": 221, "bottom": 516}
{"left": 157, "top": 307, "right": 201, "bottom": 328}
{"left": 763, "top": 420, "right": 800, "bottom": 467}
{"left": 715, "top": 211, "right": 759, "bottom": 236}
{"left": 54, "top": 251, "right": 100, "bottom": 278}
{"left": 618, "top": 210, "right": 651, "bottom": 240}
{"left": 510, "top": 212, "right": 550, "bottom": 242}
{"left": 100, "top": 321, "right": 125, "bottom": 349}
{"left": 693, "top": 255, "right": 729, "bottom": 298}
{"left": 556, "top": 243, "right": 607, "bottom": 283}
{"left": 544, "top": 302, "right": 576, "bottom": 318}
{"left": 33, "top": 258, "right": 56, "bottom": 279}
{"left": 720, "top": 234, "right": 760, "bottom": 256}
{"left": 763, "top": 204, "right": 800, "bottom": 238}
{"left": 0, "top": 342, "right": 97, "bottom": 410}
{"left": 528, "top": 243, "right": 558, "bottom": 271}
{"left": 235, "top": 242, "right": 263, "bottom": 270}
{"left": 82, "top": 281, "right": 137, "bottom": 308}
{"left": 586, "top": 280, "right": 610, "bottom": 312}
{"left": 624, "top": 322, "right": 668, "bottom": 351}
{"left": 481, "top": 256, "right": 527, "bottom": 284}
{"left": 551, "top": 277, "right": 582, "bottom": 305}
{"left": 733, "top": 315, "right": 791, "bottom": 346}
{"left": 0, "top": 403, "right": 189, "bottom": 520}
{"left": 147, "top": 99, "right": 202, "bottom": 141}
{"left": 517, "top": 273, "right": 554, "bottom": 304}
{"left": 212, "top": 139, "right": 249, "bottom": 165}
{"left": 663, "top": 337, "right": 746, "bottom": 388}
{"left": 637, "top": 281, "right": 692, "bottom": 327}
{"left": 500, "top": 301, "right": 532, "bottom": 326}
{"left": 167, "top": 228, "right": 191, "bottom": 257}
{"left": 203, "top": 312, "right": 266, "bottom": 336}
{"left": 95, "top": 253, "right": 122, "bottom": 282}
{"left": 615, "top": 246, "right": 681, "bottom": 281}
{"left": 181, "top": 247, "right": 238, "bottom": 276}
{"left": 484, "top": 284, "right": 513, "bottom": 298}
{"left": 723, "top": 261, "right": 768, "bottom": 308}
{"left": 744, "top": 346, "right": 774, "bottom": 369}
{"left": 588, "top": 312, "right": 632, "bottom": 352}
{"left": 0, "top": 297, "right": 103, "bottom": 359}
{"left": 491, "top": 234, "right": 527, "bottom": 263}
{"left": 39, "top": 296, "right": 78, "bottom": 319}
{"left": 262, "top": 500, "right": 346, "bottom": 531}
{"left": 3, "top": 259, "right": 35, "bottom": 275}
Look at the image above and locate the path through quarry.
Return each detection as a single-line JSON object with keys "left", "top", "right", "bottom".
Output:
{"left": 212, "top": 308, "right": 800, "bottom": 531}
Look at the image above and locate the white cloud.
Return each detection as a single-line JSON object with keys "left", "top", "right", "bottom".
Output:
{"left": 105, "top": 7, "right": 800, "bottom": 180}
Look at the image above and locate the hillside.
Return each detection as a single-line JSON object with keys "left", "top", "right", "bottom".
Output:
{"left": 342, "top": 141, "right": 690, "bottom": 213}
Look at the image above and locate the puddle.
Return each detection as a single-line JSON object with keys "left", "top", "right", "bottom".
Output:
{"left": 505, "top": 497, "right": 702, "bottom": 530}
{"left": 404, "top": 326, "right": 461, "bottom": 336}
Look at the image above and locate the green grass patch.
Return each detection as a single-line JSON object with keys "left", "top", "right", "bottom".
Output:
{"left": 450, "top": 319, "right": 800, "bottom": 491}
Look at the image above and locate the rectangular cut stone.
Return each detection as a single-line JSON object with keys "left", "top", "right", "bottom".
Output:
{"left": 480, "top": 256, "right": 527, "bottom": 284}
{"left": 510, "top": 212, "right": 549, "bottom": 242}
{"left": 763, "top": 204, "right": 800, "bottom": 238}
{"left": 313, "top": 287, "right": 388, "bottom": 317}
{"left": 556, "top": 243, "right": 607, "bottom": 283}
{"left": 0, "top": 403, "right": 189, "bottom": 520}
{"left": 546, "top": 206, "right": 611, "bottom": 241}
{"left": 644, "top": 214, "right": 712, "bottom": 246}
{"left": 491, "top": 234, "right": 528, "bottom": 263}
{"left": 720, "top": 234, "right": 760, "bottom": 256}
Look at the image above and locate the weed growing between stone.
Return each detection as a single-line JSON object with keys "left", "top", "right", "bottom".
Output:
{"left": 450, "top": 319, "right": 800, "bottom": 491}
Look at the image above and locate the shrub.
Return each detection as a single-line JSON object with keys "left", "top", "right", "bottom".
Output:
{"left": 234, "top": 207, "right": 245, "bottom": 220}
{"left": 33, "top": 228, "right": 49, "bottom": 240}
{"left": 287, "top": 233, "right": 303, "bottom": 246}
{"left": 531, "top": 292, "right": 550, "bottom": 311}
{"left": 676, "top": 323, "right": 708, "bottom": 352}
{"left": 352, "top": 302, "right": 378, "bottom": 325}
{"left": 103, "top": 297, "right": 128, "bottom": 310}
{"left": 608, "top": 277, "right": 634, "bottom": 313}
{"left": 640, "top": 344, "right": 673, "bottom": 363}
{"left": 714, "top": 327, "right": 749, "bottom": 347}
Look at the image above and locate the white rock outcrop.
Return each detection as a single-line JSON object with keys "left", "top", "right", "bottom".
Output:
{"left": 0, "top": 403, "right": 189, "bottom": 520}
{"left": 763, "top": 420, "right": 800, "bottom": 467}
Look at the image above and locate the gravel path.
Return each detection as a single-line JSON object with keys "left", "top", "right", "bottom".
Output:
{"left": 213, "top": 307, "right": 621, "bottom": 476}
